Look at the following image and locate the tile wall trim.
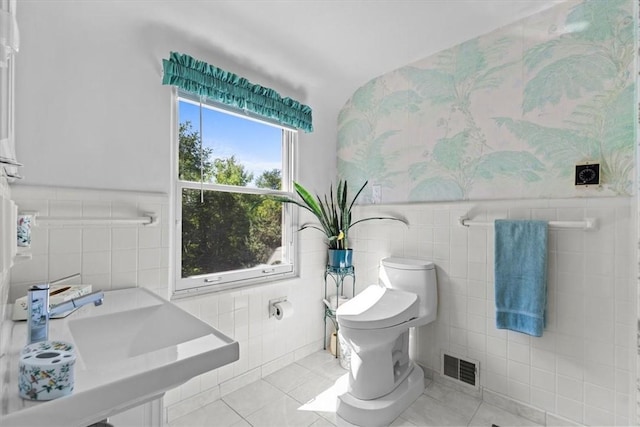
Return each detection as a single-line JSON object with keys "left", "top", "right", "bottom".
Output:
{"left": 483, "top": 388, "right": 546, "bottom": 425}
{"left": 428, "top": 366, "right": 584, "bottom": 426}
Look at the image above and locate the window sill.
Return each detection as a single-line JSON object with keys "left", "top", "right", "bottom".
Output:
{"left": 170, "top": 270, "right": 298, "bottom": 300}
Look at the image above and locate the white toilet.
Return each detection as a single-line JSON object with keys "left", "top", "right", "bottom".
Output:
{"left": 335, "top": 257, "right": 437, "bottom": 427}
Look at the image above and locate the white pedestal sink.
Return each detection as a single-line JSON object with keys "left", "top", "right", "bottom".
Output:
{"left": 0, "top": 287, "right": 239, "bottom": 427}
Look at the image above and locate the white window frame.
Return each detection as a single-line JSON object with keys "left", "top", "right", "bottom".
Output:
{"left": 172, "top": 91, "right": 298, "bottom": 296}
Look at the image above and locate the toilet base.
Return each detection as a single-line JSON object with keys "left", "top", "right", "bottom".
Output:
{"left": 336, "top": 362, "right": 425, "bottom": 427}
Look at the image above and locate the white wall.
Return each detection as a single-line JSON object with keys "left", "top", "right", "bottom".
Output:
{"left": 14, "top": 0, "right": 336, "bottom": 193}
{"left": 10, "top": 2, "right": 637, "bottom": 426}
{"left": 10, "top": 1, "right": 337, "bottom": 421}
{"left": 350, "top": 197, "right": 636, "bottom": 426}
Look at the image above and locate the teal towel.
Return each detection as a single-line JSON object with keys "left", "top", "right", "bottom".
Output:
{"left": 494, "top": 220, "right": 548, "bottom": 337}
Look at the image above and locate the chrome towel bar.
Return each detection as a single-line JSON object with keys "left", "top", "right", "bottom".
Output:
{"left": 21, "top": 212, "right": 158, "bottom": 227}
{"left": 458, "top": 216, "right": 597, "bottom": 231}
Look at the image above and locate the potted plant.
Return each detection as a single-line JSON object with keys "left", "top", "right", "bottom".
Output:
{"left": 276, "top": 180, "right": 407, "bottom": 268}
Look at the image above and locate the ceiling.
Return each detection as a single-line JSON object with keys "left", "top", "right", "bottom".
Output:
{"left": 126, "top": 0, "right": 566, "bottom": 109}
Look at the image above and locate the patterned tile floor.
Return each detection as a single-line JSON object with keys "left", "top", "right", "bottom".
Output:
{"left": 168, "top": 351, "right": 541, "bottom": 427}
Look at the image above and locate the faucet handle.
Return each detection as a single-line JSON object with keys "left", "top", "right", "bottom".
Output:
{"left": 48, "top": 290, "right": 105, "bottom": 317}
{"left": 29, "top": 283, "right": 50, "bottom": 291}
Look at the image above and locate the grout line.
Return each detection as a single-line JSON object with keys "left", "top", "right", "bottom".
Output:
{"left": 466, "top": 399, "right": 483, "bottom": 426}
{"left": 221, "top": 399, "right": 250, "bottom": 427}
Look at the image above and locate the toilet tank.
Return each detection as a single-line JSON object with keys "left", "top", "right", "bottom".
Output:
{"left": 379, "top": 257, "right": 437, "bottom": 321}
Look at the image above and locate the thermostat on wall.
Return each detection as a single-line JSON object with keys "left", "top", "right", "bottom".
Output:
{"left": 575, "top": 163, "right": 600, "bottom": 186}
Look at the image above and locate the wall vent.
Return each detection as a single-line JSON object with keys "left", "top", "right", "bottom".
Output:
{"left": 442, "top": 352, "right": 478, "bottom": 388}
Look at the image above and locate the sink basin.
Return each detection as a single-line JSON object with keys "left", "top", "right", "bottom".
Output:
{"left": 1, "top": 287, "right": 239, "bottom": 427}
{"left": 68, "top": 303, "right": 219, "bottom": 365}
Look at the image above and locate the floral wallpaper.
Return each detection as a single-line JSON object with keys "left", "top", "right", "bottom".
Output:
{"left": 337, "top": 0, "right": 635, "bottom": 203}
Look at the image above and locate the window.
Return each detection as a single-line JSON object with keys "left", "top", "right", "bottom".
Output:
{"left": 174, "top": 92, "right": 297, "bottom": 293}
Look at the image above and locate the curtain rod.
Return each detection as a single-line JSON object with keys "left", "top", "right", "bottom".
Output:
{"left": 458, "top": 216, "right": 597, "bottom": 231}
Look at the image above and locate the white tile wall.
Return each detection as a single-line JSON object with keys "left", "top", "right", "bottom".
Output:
{"left": 0, "top": 174, "right": 10, "bottom": 283}
{"left": 5, "top": 184, "right": 328, "bottom": 424}
{"left": 3, "top": 185, "right": 636, "bottom": 425}
{"left": 163, "top": 240, "right": 327, "bottom": 422}
{"left": 349, "top": 197, "right": 636, "bottom": 426}
{"left": 163, "top": 282, "right": 325, "bottom": 422}
{"left": 8, "top": 185, "right": 170, "bottom": 300}
{"left": 0, "top": 174, "right": 12, "bottom": 416}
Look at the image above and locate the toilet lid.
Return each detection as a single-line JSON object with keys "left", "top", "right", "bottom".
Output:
{"left": 336, "top": 285, "right": 418, "bottom": 330}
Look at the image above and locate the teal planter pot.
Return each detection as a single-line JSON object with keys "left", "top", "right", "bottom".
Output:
{"left": 328, "top": 249, "right": 353, "bottom": 268}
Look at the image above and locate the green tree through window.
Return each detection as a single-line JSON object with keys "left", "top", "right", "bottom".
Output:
{"left": 176, "top": 98, "right": 294, "bottom": 291}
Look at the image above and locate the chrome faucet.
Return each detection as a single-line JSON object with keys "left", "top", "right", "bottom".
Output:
{"left": 27, "top": 282, "right": 104, "bottom": 344}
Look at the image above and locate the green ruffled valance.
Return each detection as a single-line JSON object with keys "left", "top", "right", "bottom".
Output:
{"left": 162, "top": 52, "right": 313, "bottom": 133}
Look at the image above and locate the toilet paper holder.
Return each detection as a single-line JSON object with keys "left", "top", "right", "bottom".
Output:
{"left": 268, "top": 297, "right": 288, "bottom": 318}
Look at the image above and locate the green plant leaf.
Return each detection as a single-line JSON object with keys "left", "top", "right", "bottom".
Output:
{"left": 600, "top": 84, "right": 635, "bottom": 152}
{"left": 401, "top": 67, "right": 456, "bottom": 105}
{"left": 408, "top": 162, "right": 429, "bottom": 181}
{"left": 348, "top": 129, "right": 401, "bottom": 188}
{"left": 451, "top": 39, "right": 488, "bottom": 83}
{"left": 274, "top": 180, "right": 405, "bottom": 248}
{"left": 378, "top": 90, "right": 422, "bottom": 115}
{"left": 472, "top": 59, "right": 519, "bottom": 92}
{"left": 566, "top": 0, "right": 629, "bottom": 42}
{"left": 409, "top": 177, "right": 464, "bottom": 201}
{"left": 338, "top": 118, "right": 373, "bottom": 148}
{"left": 494, "top": 117, "right": 597, "bottom": 167}
{"left": 475, "top": 151, "right": 545, "bottom": 182}
{"left": 523, "top": 39, "right": 561, "bottom": 72}
{"left": 351, "top": 215, "right": 408, "bottom": 228}
{"left": 337, "top": 159, "right": 368, "bottom": 184}
{"left": 432, "top": 131, "right": 469, "bottom": 171}
{"left": 352, "top": 79, "right": 378, "bottom": 112}
{"left": 523, "top": 54, "right": 617, "bottom": 113}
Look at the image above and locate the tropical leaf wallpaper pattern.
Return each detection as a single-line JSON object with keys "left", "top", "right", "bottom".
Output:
{"left": 337, "top": 0, "right": 635, "bottom": 203}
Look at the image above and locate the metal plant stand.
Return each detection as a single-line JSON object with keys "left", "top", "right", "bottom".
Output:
{"left": 323, "top": 265, "right": 355, "bottom": 359}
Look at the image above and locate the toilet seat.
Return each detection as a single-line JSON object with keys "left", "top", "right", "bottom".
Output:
{"left": 336, "top": 285, "right": 418, "bottom": 330}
